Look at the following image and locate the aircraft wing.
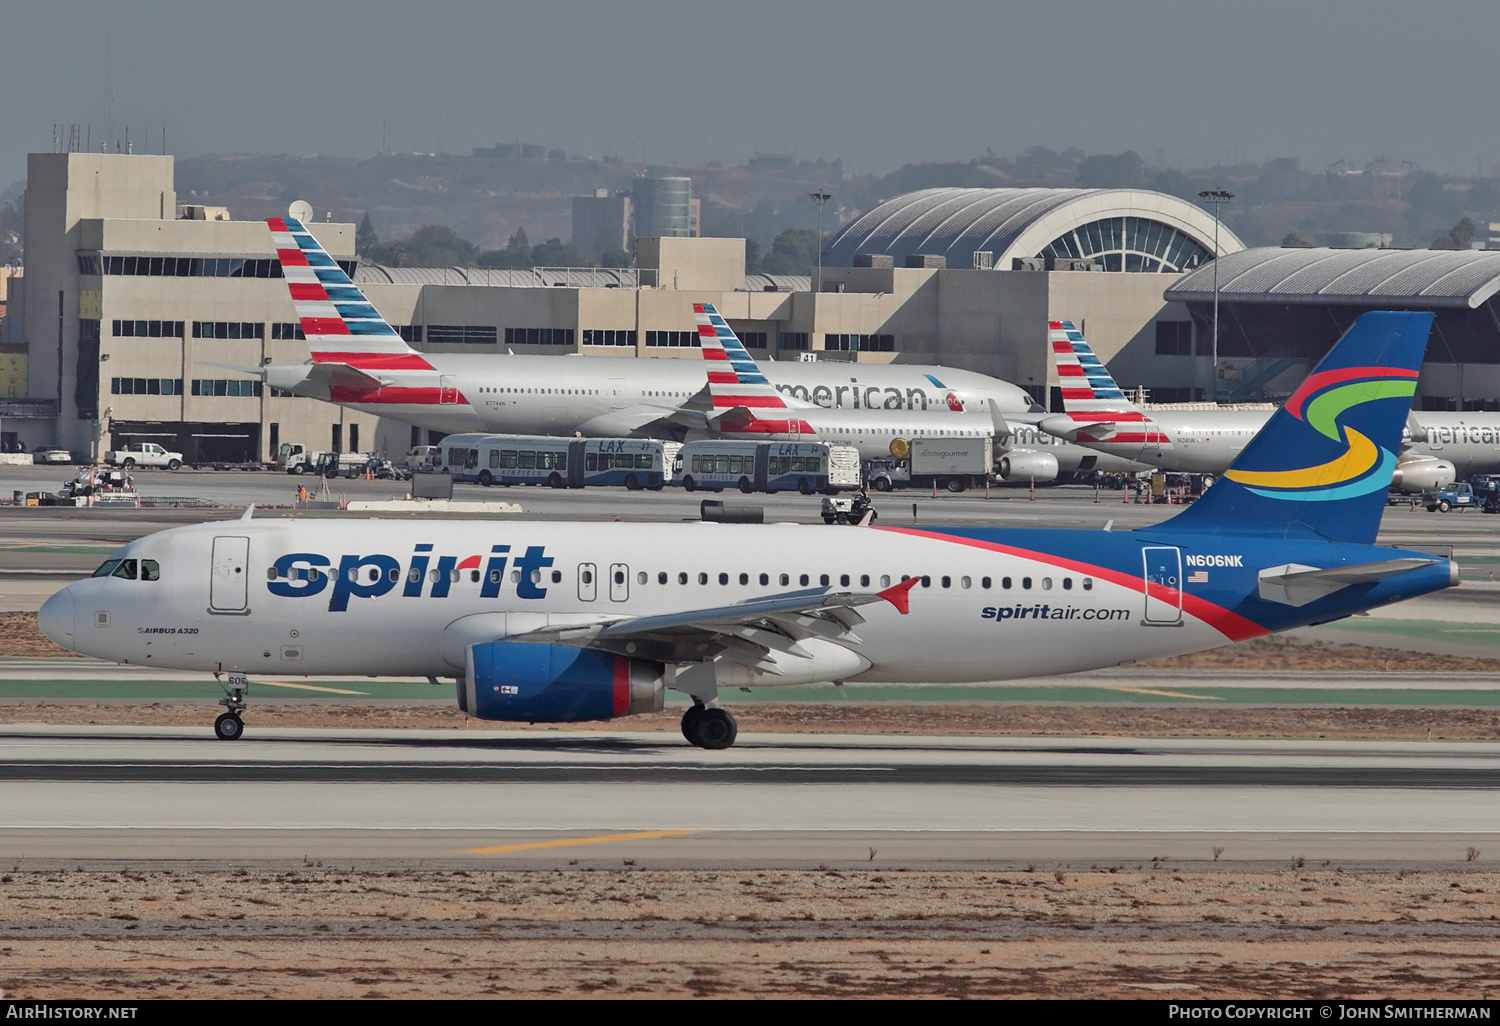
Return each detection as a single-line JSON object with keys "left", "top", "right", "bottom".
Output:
{"left": 1035, "top": 414, "right": 1126, "bottom": 442}
{"left": 507, "top": 578, "right": 920, "bottom": 670}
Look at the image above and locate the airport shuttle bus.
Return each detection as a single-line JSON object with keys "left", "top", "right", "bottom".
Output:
{"left": 442, "top": 434, "right": 677, "bottom": 489}
{"left": 673, "top": 440, "right": 861, "bottom": 494}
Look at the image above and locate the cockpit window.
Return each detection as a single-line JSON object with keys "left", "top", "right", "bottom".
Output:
{"left": 111, "top": 559, "right": 138, "bottom": 580}
{"left": 91, "top": 559, "right": 121, "bottom": 578}
{"left": 141, "top": 560, "right": 160, "bottom": 582}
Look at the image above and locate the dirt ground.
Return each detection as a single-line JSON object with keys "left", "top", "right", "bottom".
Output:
{"left": 1, "top": 867, "right": 1497, "bottom": 999}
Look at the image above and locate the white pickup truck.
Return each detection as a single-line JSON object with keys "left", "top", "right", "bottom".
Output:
{"left": 105, "top": 442, "right": 184, "bottom": 470}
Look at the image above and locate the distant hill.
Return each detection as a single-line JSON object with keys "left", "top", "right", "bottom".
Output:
{"left": 158, "top": 149, "right": 1499, "bottom": 256}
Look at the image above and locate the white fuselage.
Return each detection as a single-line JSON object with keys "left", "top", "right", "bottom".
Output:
{"left": 42, "top": 519, "right": 1232, "bottom": 686}
{"left": 277, "top": 352, "right": 1039, "bottom": 440}
{"left": 1046, "top": 408, "right": 1500, "bottom": 478}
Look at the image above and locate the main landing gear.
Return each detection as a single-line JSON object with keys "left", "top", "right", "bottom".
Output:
{"left": 681, "top": 701, "right": 737, "bottom": 750}
{"left": 214, "top": 671, "right": 248, "bottom": 741}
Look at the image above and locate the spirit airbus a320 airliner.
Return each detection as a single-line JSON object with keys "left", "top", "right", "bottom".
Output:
{"left": 40, "top": 311, "right": 1454, "bottom": 750}
{"left": 249, "top": 217, "right": 1037, "bottom": 438}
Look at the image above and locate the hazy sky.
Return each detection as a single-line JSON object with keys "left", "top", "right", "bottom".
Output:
{"left": 3, "top": 0, "right": 1498, "bottom": 189}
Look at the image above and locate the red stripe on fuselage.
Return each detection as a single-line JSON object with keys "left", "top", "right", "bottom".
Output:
{"left": 875, "top": 527, "right": 1268, "bottom": 643}
{"left": 1063, "top": 411, "right": 1150, "bottom": 423}
{"left": 327, "top": 385, "right": 469, "bottom": 405}
{"left": 713, "top": 396, "right": 789, "bottom": 408}
{"left": 310, "top": 352, "right": 436, "bottom": 370}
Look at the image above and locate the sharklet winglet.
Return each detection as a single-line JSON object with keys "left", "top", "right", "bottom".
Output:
{"left": 877, "top": 575, "right": 922, "bottom": 615}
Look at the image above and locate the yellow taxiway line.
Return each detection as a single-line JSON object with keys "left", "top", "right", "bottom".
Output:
{"left": 463, "top": 830, "right": 696, "bottom": 855}
{"left": 1103, "top": 686, "right": 1223, "bottom": 701}
{"left": 257, "top": 681, "right": 369, "bottom": 695}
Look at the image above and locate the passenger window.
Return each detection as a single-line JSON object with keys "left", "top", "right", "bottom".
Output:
{"left": 368, "top": 567, "right": 380, "bottom": 582}
{"left": 860, "top": 575, "right": 869, "bottom": 587}
{"left": 430, "top": 569, "right": 442, "bottom": 583}
{"left": 391, "top": 568, "right": 401, "bottom": 583}
{"left": 1041, "top": 578, "right": 1052, "bottom": 590}
{"left": 840, "top": 574, "right": 850, "bottom": 587}
{"left": 452, "top": 570, "right": 461, "bottom": 583}
{"left": 489, "top": 569, "right": 502, "bottom": 583}
{"left": 112, "top": 560, "right": 137, "bottom": 580}
{"left": 659, "top": 572, "right": 668, "bottom": 585}
{"left": 698, "top": 573, "right": 708, "bottom": 585}
{"left": 718, "top": 572, "right": 728, "bottom": 585}
{"left": 638, "top": 572, "right": 648, "bottom": 585}
{"left": 411, "top": 568, "right": 423, "bottom": 583}
{"left": 1063, "top": 578, "right": 1073, "bottom": 590}
{"left": 960, "top": 576, "right": 971, "bottom": 589}
{"left": 533, "top": 570, "right": 543, "bottom": 584}
{"left": 920, "top": 576, "right": 931, "bottom": 588}
{"left": 759, "top": 573, "right": 769, "bottom": 586}
{"left": 614, "top": 570, "right": 625, "bottom": 585}
{"left": 266, "top": 567, "right": 278, "bottom": 581}
{"left": 470, "top": 570, "right": 480, "bottom": 582}
{"left": 780, "top": 574, "right": 789, "bottom": 586}
{"left": 511, "top": 570, "right": 521, "bottom": 583}
{"left": 581, "top": 570, "right": 593, "bottom": 585}
{"left": 552, "top": 570, "right": 562, "bottom": 583}
{"left": 1002, "top": 577, "right": 1012, "bottom": 589}
{"left": 1083, "top": 578, "right": 1093, "bottom": 590}
{"left": 679, "top": 572, "right": 688, "bottom": 585}
{"left": 941, "top": 576, "right": 951, "bottom": 588}
{"left": 981, "top": 577, "right": 991, "bottom": 589}
{"left": 800, "top": 574, "right": 809, "bottom": 586}
{"left": 1022, "top": 577, "right": 1032, "bottom": 589}
{"left": 880, "top": 575, "right": 890, "bottom": 587}
{"left": 739, "top": 573, "right": 749, "bottom": 585}
{"left": 820, "top": 574, "right": 830, "bottom": 586}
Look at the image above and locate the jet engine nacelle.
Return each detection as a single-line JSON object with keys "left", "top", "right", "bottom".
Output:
{"left": 997, "top": 451, "right": 1060, "bottom": 483}
{"left": 1390, "top": 455, "right": 1456, "bottom": 494}
{"left": 461, "top": 642, "right": 664, "bottom": 722}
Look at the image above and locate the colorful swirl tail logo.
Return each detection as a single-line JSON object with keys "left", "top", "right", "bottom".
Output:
{"left": 1222, "top": 366, "right": 1418, "bottom": 502}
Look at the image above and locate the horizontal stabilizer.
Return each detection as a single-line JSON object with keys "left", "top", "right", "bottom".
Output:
{"left": 305, "top": 362, "right": 387, "bottom": 391}
{"left": 201, "top": 361, "right": 267, "bottom": 379}
{"left": 1036, "top": 414, "right": 1123, "bottom": 442}
{"left": 1258, "top": 558, "right": 1439, "bottom": 607}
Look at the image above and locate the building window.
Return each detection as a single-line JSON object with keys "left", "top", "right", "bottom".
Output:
{"left": 499, "top": 327, "right": 571, "bottom": 346}
{"left": 430, "top": 325, "right": 501, "bottom": 345}
{"left": 581, "top": 329, "right": 636, "bottom": 347}
{"left": 112, "top": 320, "right": 185, "bottom": 338}
{"left": 644, "top": 330, "right": 699, "bottom": 348}
{"left": 739, "top": 332, "right": 768, "bottom": 349}
{"left": 271, "top": 322, "right": 306, "bottom": 340}
{"left": 777, "top": 332, "right": 809, "bottom": 351}
{"left": 99, "top": 256, "right": 357, "bottom": 278}
{"left": 1154, "top": 321, "right": 1193, "bottom": 356}
{"left": 191, "top": 379, "right": 263, "bottom": 397}
{"left": 193, "top": 321, "right": 264, "bottom": 340}
{"left": 1040, "top": 216, "right": 1211, "bottom": 273}
{"left": 824, "top": 333, "right": 894, "bottom": 352}
{"left": 397, "top": 325, "right": 423, "bottom": 344}
{"left": 111, "top": 377, "right": 183, "bottom": 396}
{"left": 76, "top": 254, "right": 101, "bottom": 275}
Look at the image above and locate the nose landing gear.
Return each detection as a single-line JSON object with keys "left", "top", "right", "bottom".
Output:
{"left": 214, "top": 671, "right": 248, "bottom": 740}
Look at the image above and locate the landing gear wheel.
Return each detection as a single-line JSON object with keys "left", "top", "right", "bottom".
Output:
{"left": 214, "top": 712, "right": 244, "bottom": 741}
{"left": 695, "top": 708, "right": 738, "bottom": 750}
{"left": 680, "top": 704, "right": 706, "bottom": 745}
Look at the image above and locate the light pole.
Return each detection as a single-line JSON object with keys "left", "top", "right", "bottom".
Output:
{"left": 808, "top": 191, "right": 831, "bottom": 294}
{"left": 1198, "top": 189, "right": 1233, "bottom": 403}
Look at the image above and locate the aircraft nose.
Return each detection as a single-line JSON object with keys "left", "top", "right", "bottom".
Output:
{"left": 37, "top": 587, "right": 75, "bottom": 648}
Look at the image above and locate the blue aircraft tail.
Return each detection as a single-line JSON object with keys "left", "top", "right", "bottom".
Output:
{"left": 1162, "top": 311, "right": 1433, "bottom": 545}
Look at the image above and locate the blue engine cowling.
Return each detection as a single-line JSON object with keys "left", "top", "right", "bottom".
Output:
{"left": 460, "top": 642, "right": 665, "bottom": 722}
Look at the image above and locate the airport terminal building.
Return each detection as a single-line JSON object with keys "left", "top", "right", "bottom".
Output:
{"left": 24, "top": 151, "right": 1492, "bottom": 462}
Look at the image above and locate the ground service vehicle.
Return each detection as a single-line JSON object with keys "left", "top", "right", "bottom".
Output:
{"left": 36, "top": 312, "right": 1457, "bottom": 750}
{"left": 1423, "top": 481, "right": 1494, "bottom": 513}
{"left": 105, "top": 442, "right": 183, "bottom": 470}
{"left": 674, "top": 440, "right": 860, "bottom": 494}
{"left": 867, "top": 437, "right": 995, "bottom": 492}
{"left": 440, "top": 435, "right": 678, "bottom": 490}
{"left": 276, "top": 443, "right": 371, "bottom": 476}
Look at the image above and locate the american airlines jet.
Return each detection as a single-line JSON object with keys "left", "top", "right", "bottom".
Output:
{"left": 1035, "top": 321, "right": 1486, "bottom": 492}
{"left": 250, "top": 217, "right": 1038, "bottom": 439}
{"left": 693, "top": 302, "right": 1149, "bottom": 477}
{"left": 40, "top": 313, "right": 1454, "bottom": 750}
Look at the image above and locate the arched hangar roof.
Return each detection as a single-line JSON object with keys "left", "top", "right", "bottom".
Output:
{"left": 1164, "top": 247, "right": 1500, "bottom": 309}
{"left": 824, "top": 187, "right": 1244, "bottom": 272}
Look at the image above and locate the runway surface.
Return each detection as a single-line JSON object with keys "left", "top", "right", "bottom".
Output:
{"left": 3, "top": 724, "right": 1496, "bottom": 867}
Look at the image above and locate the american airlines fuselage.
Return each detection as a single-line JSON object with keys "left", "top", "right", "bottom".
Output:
{"left": 268, "top": 353, "right": 1037, "bottom": 440}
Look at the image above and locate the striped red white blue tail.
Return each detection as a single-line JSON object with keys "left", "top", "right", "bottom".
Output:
{"left": 694, "top": 303, "right": 812, "bottom": 435}
{"left": 268, "top": 218, "right": 431, "bottom": 371}
{"left": 1050, "top": 320, "right": 1132, "bottom": 412}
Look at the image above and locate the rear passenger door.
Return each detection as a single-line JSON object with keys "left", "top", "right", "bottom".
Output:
{"left": 609, "top": 563, "right": 629, "bottom": 602}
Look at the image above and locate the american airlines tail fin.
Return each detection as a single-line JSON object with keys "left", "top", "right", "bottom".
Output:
{"left": 1163, "top": 311, "right": 1433, "bottom": 545}
{"left": 1050, "top": 320, "right": 1134, "bottom": 412}
{"left": 693, "top": 303, "right": 814, "bottom": 435}
{"left": 267, "top": 218, "right": 432, "bottom": 372}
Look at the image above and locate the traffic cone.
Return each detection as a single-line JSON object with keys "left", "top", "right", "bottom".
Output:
{"left": 1094, "top": 484, "right": 1100, "bottom": 503}
{"left": 1029, "top": 477, "right": 1035, "bottom": 501}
